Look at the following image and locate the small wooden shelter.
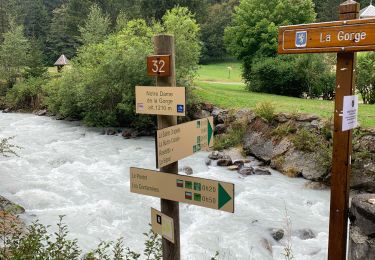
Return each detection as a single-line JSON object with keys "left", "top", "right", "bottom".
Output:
{"left": 360, "top": 0, "right": 375, "bottom": 19}
{"left": 54, "top": 54, "right": 69, "bottom": 73}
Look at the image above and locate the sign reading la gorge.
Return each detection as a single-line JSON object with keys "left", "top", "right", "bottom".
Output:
{"left": 279, "top": 18, "right": 375, "bottom": 54}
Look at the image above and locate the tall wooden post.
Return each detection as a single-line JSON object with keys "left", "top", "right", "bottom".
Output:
{"left": 154, "top": 34, "right": 181, "bottom": 260}
{"left": 328, "top": 1, "right": 359, "bottom": 259}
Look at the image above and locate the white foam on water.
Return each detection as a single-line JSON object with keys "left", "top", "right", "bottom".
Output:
{"left": 0, "top": 113, "right": 330, "bottom": 259}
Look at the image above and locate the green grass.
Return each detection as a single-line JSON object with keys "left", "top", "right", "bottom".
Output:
{"left": 198, "top": 61, "right": 243, "bottom": 83}
{"left": 194, "top": 81, "right": 375, "bottom": 129}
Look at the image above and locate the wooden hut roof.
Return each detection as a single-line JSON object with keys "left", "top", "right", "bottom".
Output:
{"left": 54, "top": 54, "right": 69, "bottom": 66}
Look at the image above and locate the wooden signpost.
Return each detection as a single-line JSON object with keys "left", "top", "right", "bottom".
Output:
{"left": 156, "top": 117, "right": 214, "bottom": 168}
{"left": 130, "top": 34, "right": 234, "bottom": 260}
{"left": 278, "top": 1, "right": 374, "bottom": 259}
{"left": 131, "top": 167, "right": 234, "bottom": 213}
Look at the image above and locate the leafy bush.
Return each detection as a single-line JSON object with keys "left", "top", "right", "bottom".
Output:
{"left": 44, "top": 7, "right": 202, "bottom": 127}
{"left": 214, "top": 119, "right": 247, "bottom": 150}
{"left": 356, "top": 52, "right": 375, "bottom": 104}
{"left": 5, "top": 77, "right": 47, "bottom": 110}
{"left": 254, "top": 101, "right": 275, "bottom": 122}
{"left": 272, "top": 122, "right": 297, "bottom": 139}
{"left": 292, "top": 128, "right": 320, "bottom": 152}
{"left": 249, "top": 55, "right": 335, "bottom": 98}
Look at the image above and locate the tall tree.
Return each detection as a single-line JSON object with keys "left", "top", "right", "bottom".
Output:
{"left": 23, "top": 0, "right": 49, "bottom": 44}
{"left": 79, "top": 4, "right": 110, "bottom": 45}
{"left": 46, "top": 4, "right": 77, "bottom": 63}
{"left": 200, "top": 0, "right": 239, "bottom": 62}
{"left": 0, "top": 21, "right": 31, "bottom": 87}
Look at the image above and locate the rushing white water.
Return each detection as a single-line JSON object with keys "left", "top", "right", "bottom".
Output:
{"left": 0, "top": 113, "right": 330, "bottom": 259}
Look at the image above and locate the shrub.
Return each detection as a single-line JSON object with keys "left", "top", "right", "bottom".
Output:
{"left": 272, "top": 122, "right": 297, "bottom": 139}
{"left": 214, "top": 119, "right": 247, "bottom": 150}
{"left": 292, "top": 128, "right": 320, "bottom": 152}
{"left": 5, "top": 77, "right": 47, "bottom": 110}
{"left": 0, "top": 136, "right": 20, "bottom": 157}
{"left": 356, "top": 52, "right": 375, "bottom": 104}
{"left": 254, "top": 101, "right": 275, "bottom": 122}
{"left": 248, "top": 55, "right": 335, "bottom": 98}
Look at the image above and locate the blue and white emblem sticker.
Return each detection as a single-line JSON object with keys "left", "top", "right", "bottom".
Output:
{"left": 295, "top": 31, "right": 307, "bottom": 48}
{"left": 177, "top": 104, "right": 184, "bottom": 113}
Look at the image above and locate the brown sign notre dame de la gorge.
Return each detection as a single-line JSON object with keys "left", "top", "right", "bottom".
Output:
{"left": 278, "top": 18, "right": 375, "bottom": 54}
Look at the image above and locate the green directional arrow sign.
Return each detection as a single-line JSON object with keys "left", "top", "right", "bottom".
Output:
{"left": 131, "top": 167, "right": 235, "bottom": 213}
{"left": 207, "top": 118, "right": 213, "bottom": 146}
{"left": 218, "top": 183, "right": 232, "bottom": 210}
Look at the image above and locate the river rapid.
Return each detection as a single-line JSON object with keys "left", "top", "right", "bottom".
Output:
{"left": 0, "top": 113, "right": 330, "bottom": 259}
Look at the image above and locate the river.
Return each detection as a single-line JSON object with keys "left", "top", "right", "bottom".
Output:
{"left": 0, "top": 113, "right": 330, "bottom": 259}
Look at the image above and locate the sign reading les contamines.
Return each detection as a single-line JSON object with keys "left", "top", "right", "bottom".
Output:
{"left": 130, "top": 168, "right": 234, "bottom": 213}
{"left": 147, "top": 55, "right": 171, "bottom": 77}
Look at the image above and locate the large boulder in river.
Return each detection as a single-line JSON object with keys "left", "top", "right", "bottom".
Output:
{"left": 0, "top": 196, "right": 25, "bottom": 215}
{"left": 273, "top": 149, "right": 330, "bottom": 181}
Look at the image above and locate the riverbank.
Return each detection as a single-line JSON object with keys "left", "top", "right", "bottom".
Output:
{"left": 194, "top": 103, "right": 375, "bottom": 193}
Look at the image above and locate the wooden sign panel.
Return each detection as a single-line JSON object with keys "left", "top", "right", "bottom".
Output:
{"left": 136, "top": 86, "right": 186, "bottom": 116}
{"left": 151, "top": 208, "right": 175, "bottom": 243}
{"left": 278, "top": 18, "right": 375, "bottom": 54}
{"left": 147, "top": 55, "right": 171, "bottom": 77}
{"left": 156, "top": 117, "right": 214, "bottom": 168}
{"left": 130, "top": 168, "right": 234, "bottom": 213}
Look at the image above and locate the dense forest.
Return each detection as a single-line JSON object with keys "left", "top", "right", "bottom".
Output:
{"left": 1, "top": 0, "right": 372, "bottom": 64}
{"left": 0, "top": 0, "right": 374, "bottom": 128}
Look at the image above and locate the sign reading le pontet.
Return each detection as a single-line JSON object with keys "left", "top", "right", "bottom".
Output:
{"left": 131, "top": 167, "right": 234, "bottom": 213}
{"left": 136, "top": 86, "right": 186, "bottom": 116}
{"left": 156, "top": 117, "right": 214, "bottom": 168}
{"left": 278, "top": 18, "right": 375, "bottom": 54}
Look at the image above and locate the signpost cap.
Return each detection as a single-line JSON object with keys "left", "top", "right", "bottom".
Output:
{"left": 340, "top": 0, "right": 360, "bottom": 14}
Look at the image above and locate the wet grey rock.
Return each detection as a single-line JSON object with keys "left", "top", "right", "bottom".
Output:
{"left": 294, "top": 229, "right": 316, "bottom": 240}
{"left": 275, "top": 113, "right": 290, "bottom": 123}
{"left": 106, "top": 128, "right": 117, "bottom": 135}
{"left": 233, "top": 159, "right": 245, "bottom": 167}
{"left": 2, "top": 108, "right": 11, "bottom": 113}
{"left": 304, "top": 181, "right": 329, "bottom": 190}
{"left": 296, "top": 114, "right": 319, "bottom": 122}
{"left": 227, "top": 165, "right": 239, "bottom": 171}
{"left": 208, "top": 151, "right": 224, "bottom": 160}
{"left": 0, "top": 196, "right": 25, "bottom": 215}
{"left": 122, "top": 129, "right": 137, "bottom": 139}
{"left": 254, "top": 168, "right": 271, "bottom": 175}
{"left": 350, "top": 194, "right": 375, "bottom": 237}
{"left": 205, "top": 158, "right": 212, "bottom": 166}
{"left": 181, "top": 166, "right": 193, "bottom": 175}
{"left": 349, "top": 226, "right": 375, "bottom": 260}
{"left": 215, "top": 124, "right": 227, "bottom": 135}
{"left": 194, "top": 109, "right": 211, "bottom": 119}
{"left": 271, "top": 229, "right": 285, "bottom": 241}
{"left": 36, "top": 109, "right": 47, "bottom": 116}
{"left": 238, "top": 166, "right": 254, "bottom": 176}
{"left": 217, "top": 156, "right": 233, "bottom": 167}
{"left": 243, "top": 131, "right": 273, "bottom": 163}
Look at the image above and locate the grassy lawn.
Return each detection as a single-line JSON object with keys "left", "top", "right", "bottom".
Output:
{"left": 198, "top": 61, "right": 243, "bottom": 83}
{"left": 194, "top": 81, "right": 375, "bottom": 129}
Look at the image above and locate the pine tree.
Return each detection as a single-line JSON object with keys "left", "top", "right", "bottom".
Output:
{"left": 79, "top": 4, "right": 110, "bottom": 45}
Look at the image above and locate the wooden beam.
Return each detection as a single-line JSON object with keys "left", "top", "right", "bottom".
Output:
{"left": 154, "top": 34, "right": 181, "bottom": 260}
{"left": 328, "top": 1, "right": 359, "bottom": 259}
